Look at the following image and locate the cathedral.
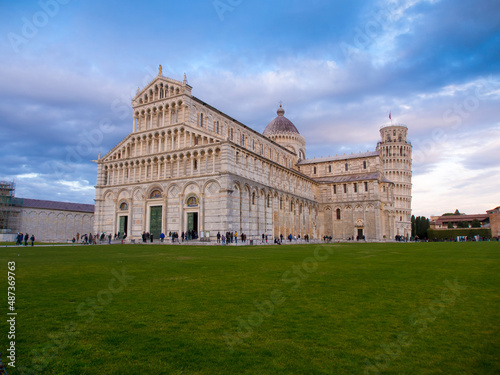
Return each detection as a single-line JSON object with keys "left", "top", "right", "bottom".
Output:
{"left": 93, "top": 68, "right": 412, "bottom": 242}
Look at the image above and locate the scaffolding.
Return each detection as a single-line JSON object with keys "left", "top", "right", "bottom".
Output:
{"left": 0, "top": 181, "right": 23, "bottom": 234}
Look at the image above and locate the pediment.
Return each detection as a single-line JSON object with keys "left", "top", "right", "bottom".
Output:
{"left": 132, "top": 73, "right": 192, "bottom": 106}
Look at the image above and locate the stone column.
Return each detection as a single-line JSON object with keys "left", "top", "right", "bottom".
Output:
{"left": 199, "top": 193, "right": 205, "bottom": 236}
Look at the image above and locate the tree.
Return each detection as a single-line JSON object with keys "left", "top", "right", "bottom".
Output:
{"left": 448, "top": 222, "right": 454, "bottom": 229}
{"left": 471, "top": 219, "right": 481, "bottom": 228}
{"left": 457, "top": 221, "right": 469, "bottom": 228}
{"left": 412, "top": 216, "right": 430, "bottom": 238}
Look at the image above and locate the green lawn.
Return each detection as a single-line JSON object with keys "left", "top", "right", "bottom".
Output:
{"left": 1, "top": 242, "right": 498, "bottom": 374}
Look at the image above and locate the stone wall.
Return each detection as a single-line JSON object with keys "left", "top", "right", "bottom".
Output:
{"left": 19, "top": 208, "right": 94, "bottom": 242}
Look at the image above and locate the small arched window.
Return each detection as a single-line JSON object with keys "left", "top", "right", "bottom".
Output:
{"left": 120, "top": 202, "right": 128, "bottom": 210}
{"left": 200, "top": 113, "right": 203, "bottom": 127}
{"left": 216, "top": 121, "right": 219, "bottom": 134}
{"left": 345, "top": 163, "right": 348, "bottom": 171}
{"left": 336, "top": 209, "right": 341, "bottom": 220}
{"left": 252, "top": 192, "right": 255, "bottom": 205}
{"left": 363, "top": 161, "right": 367, "bottom": 169}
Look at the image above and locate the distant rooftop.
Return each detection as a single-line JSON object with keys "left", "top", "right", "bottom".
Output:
{"left": 21, "top": 198, "right": 94, "bottom": 213}
{"left": 314, "top": 172, "right": 392, "bottom": 184}
{"left": 298, "top": 151, "right": 379, "bottom": 165}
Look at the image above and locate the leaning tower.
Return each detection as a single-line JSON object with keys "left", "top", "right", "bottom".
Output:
{"left": 376, "top": 125, "right": 412, "bottom": 238}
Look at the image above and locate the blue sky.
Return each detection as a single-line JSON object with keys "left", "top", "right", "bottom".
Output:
{"left": 1, "top": 0, "right": 499, "bottom": 217}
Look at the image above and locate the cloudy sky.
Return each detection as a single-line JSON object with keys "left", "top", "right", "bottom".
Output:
{"left": 1, "top": 0, "right": 499, "bottom": 218}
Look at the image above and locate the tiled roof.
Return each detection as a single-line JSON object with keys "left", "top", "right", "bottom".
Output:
{"left": 21, "top": 198, "right": 94, "bottom": 213}
{"left": 434, "top": 214, "right": 490, "bottom": 225}
{"left": 314, "top": 172, "right": 392, "bottom": 184}
{"left": 298, "top": 151, "right": 379, "bottom": 165}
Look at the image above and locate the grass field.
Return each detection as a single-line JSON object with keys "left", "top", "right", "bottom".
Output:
{"left": 0, "top": 242, "right": 498, "bottom": 374}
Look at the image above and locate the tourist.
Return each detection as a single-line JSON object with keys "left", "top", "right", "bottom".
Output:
{"left": 30, "top": 234, "right": 35, "bottom": 246}
{"left": 24, "top": 233, "right": 29, "bottom": 246}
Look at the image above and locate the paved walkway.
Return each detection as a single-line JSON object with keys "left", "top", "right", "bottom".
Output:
{"left": 3, "top": 239, "right": 383, "bottom": 247}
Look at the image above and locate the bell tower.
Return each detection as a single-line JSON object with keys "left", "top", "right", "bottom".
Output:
{"left": 377, "top": 124, "right": 412, "bottom": 238}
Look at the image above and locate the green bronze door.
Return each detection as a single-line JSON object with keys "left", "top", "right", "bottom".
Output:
{"left": 187, "top": 212, "right": 198, "bottom": 233}
{"left": 119, "top": 216, "right": 128, "bottom": 238}
{"left": 150, "top": 206, "right": 162, "bottom": 239}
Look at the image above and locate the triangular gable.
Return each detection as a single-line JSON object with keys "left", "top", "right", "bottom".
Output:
{"left": 133, "top": 74, "right": 192, "bottom": 105}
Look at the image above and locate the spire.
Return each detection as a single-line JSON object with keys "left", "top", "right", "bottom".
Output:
{"left": 159, "top": 64, "right": 162, "bottom": 75}
{"left": 183, "top": 73, "right": 188, "bottom": 85}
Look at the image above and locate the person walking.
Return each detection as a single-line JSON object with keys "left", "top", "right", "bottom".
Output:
{"left": 24, "top": 233, "right": 29, "bottom": 246}
{"left": 30, "top": 234, "right": 35, "bottom": 246}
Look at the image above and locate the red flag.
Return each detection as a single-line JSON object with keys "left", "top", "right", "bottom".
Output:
{"left": 389, "top": 112, "right": 391, "bottom": 120}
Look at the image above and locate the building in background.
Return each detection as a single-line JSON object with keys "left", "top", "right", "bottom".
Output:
{"left": 0, "top": 181, "right": 94, "bottom": 242}
{"left": 487, "top": 206, "right": 500, "bottom": 237}
{"left": 430, "top": 212, "right": 491, "bottom": 229}
{"left": 93, "top": 69, "right": 412, "bottom": 242}
{"left": 0, "top": 181, "right": 22, "bottom": 241}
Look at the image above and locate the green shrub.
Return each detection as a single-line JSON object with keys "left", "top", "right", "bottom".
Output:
{"left": 428, "top": 228, "right": 491, "bottom": 240}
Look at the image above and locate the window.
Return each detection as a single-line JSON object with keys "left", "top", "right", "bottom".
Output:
{"left": 343, "top": 184, "right": 347, "bottom": 193}
{"left": 365, "top": 182, "right": 368, "bottom": 192}
{"left": 336, "top": 209, "right": 341, "bottom": 220}
{"left": 354, "top": 183, "right": 358, "bottom": 193}
{"left": 260, "top": 145, "right": 263, "bottom": 155}
{"left": 193, "top": 159, "right": 197, "bottom": 170}
{"left": 216, "top": 121, "right": 219, "bottom": 134}
{"left": 290, "top": 202, "right": 293, "bottom": 212}
{"left": 241, "top": 134, "right": 245, "bottom": 146}
{"left": 120, "top": 202, "right": 128, "bottom": 210}
{"left": 230, "top": 128, "right": 233, "bottom": 141}
{"left": 333, "top": 185, "right": 337, "bottom": 194}
{"left": 363, "top": 161, "right": 367, "bottom": 169}
{"left": 252, "top": 192, "right": 255, "bottom": 205}
{"left": 280, "top": 198, "right": 283, "bottom": 210}
{"left": 267, "top": 195, "right": 270, "bottom": 208}
{"left": 329, "top": 165, "right": 332, "bottom": 173}
{"left": 313, "top": 166, "right": 317, "bottom": 174}
{"left": 345, "top": 163, "right": 348, "bottom": 171}
{"left": 200, "top": 113, "right": 203, "bottom": 127}
{"left": 252, "top": 140, "right": 255, "bottom": 151}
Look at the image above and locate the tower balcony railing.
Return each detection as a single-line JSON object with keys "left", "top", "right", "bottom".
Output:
{"left": 377, "top": 141, "right": 412, "bottom": 147}
{"left": 380, "top": 123, "right": 407, "bottom": 129}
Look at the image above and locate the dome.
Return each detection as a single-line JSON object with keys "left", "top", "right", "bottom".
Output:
{"left": 263, "top": 105, "right": 300, "bottom": 135}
